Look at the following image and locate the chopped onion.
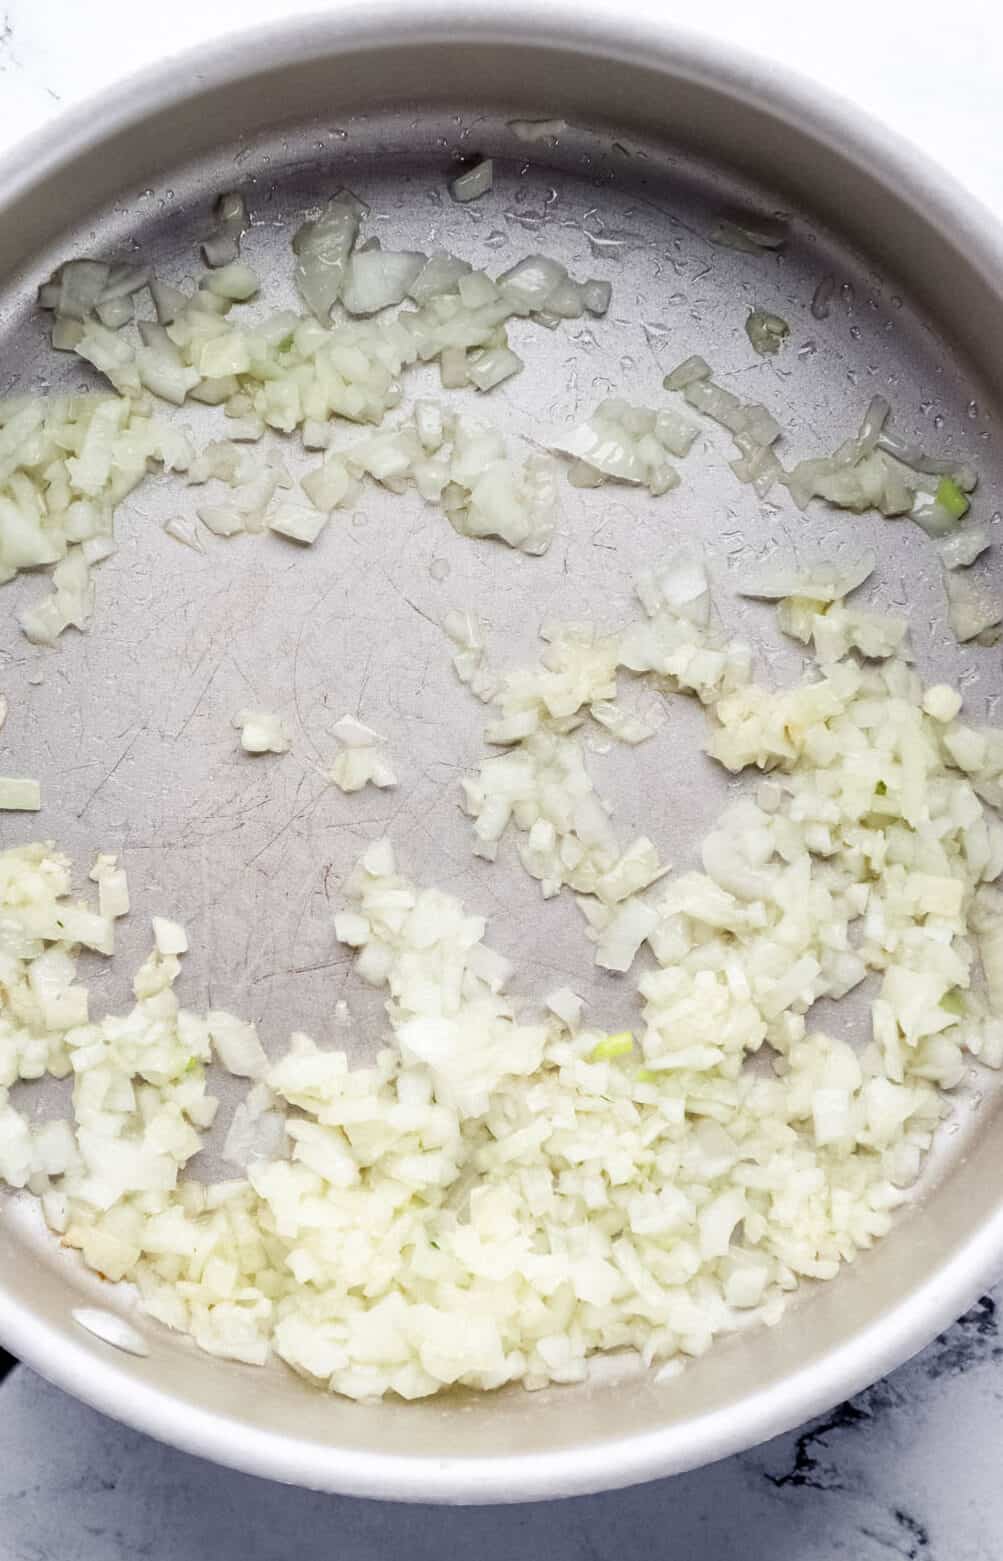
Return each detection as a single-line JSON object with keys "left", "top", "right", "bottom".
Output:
{"left": 466, "top": 345, "right": 523, "bottom": 392}
{"left": 95, "top": 295, "right": 134, "bottom": 331}
{"left": 204, "top": 262, "right": 260, "bottom": 303}
{"left": 548, "top": 399, "right": 687, "bottom": 495}
{"left": 745, "top": 309, "right": 789, "bottom": 356}
{"left": 90, "top": 853, "right": 130, "bottom": 918}
{"left": 233, "top": 710, "right": 292, "bottom": 755}
{"left": 328, "top": 715, "right": 396, "bottom": 792}
{"left": 944, "top": 567, "right": 1003, "bottom": 642}
{"left": 49, "top": 260, "right": 110, "bottom": 321}
{"left": 208, "top": 1010, "right": 268, "bottom": 1079}
{"left": 407, "top": 251, "right": 473, "bottom": 303}
{"left": 940, "top": 524, "right": 990, "bottom": 570}
{"left": 496, "top": 255, "right": 607, "bottom": 321}
{"left": 595, "top": 898, "right": 659, "bottom": 972}
{"left": 736, "top": 549, "right": 876, "bottom": 602}
{"left": 329, "top": 750, "right": 398, "bottom": 793}
{"left": 196, "top": 503, "right": 245, "bottom": 537}
{"left": 201, "top": 192, "right": 248, "bottom": 269}
{"left": 342, "top": 251, "right": 428, "bottom": 316}
{"left": 0, "top": 777, "right": 40, "bottom": 810}
{"left": 0, "top": 569, "right": 996, "bottom": 1396}
{"left": 292, "top": 190, "right": 367, "bottom": 321}
{"left": 152, "top": 916, "right": 188, "bottom": 956}
{"left": 4, "top": 181, "right": 1000, "bottom": 1408}
{"left": 267, "top": 503, "right": 329, "bottom": 545}
{"left": 508, "top": 118, "right": 568, "bottom": 143}
{"left": 331, "top": 714, "right": 386, "bottom": 748}
{"left": 450, "top": 159, "right": 494, "bottom": 203}
{"left": 663, "top": 355, "right": 711, "bottom": 392}
{"left": 150, "top": 279, "right": 189, "bottom": 326}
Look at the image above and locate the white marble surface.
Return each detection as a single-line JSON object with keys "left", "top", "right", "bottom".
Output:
{"left": 2, "top": 0, "right": 1003, "bottom": 1554}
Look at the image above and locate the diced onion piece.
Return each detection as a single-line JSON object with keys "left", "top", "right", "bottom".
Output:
{"left": 940, "top": 525, "right": 990, "bottom": 570}
{"left": 737, "top": 549, "right": 876, "bottom": 603}
{"left": 332, "top": 714, "right": 386, "bottom": 748}
{"left": 450, "top": 159, "right": 494, "bottom": 203}
{"left": 596, "top": 899, "right": 659, "bottom": 972}
{"left": 922, "top": 684, "right": 963, "bottom": 723}
{"left": 548, "top": 399, "right": 683, "bottom": 495}
{"left": 197, "top": 504, "right": 245, "bottom": 537}
{"left": 663, "top": 355, "right": 711, "bottom": 391}
{"left": 233, "top": 710, "right": 291, "bottom": 755}
{"left": 0, "top": 777, "right": 40, "bottom": 810}
{"left": 327, "top": 714, "right": 395, "bottom": 792}
{"left": 467, "top": 345, "right": 523, "bottom": 392}
{"left": 329, "top": 749, "right": 398, "bottom": 793}
{"left": 546, "top": 987, "right": 584, "bottom": 1027}
{"left": 95, "top": 295, "right": 134, "bottom": 331}
{"left": 408, "top": 251, "right": 473, "bottom": 303}
{"left": 581, "top": 280, "right": 612, "bottom": 317}
{"left": 268, "top": 504, "right": 329, "bottom": 544}
{"left": 745, "top": 309, "right": 789, "bottom": 356}
{"left": 201, "top": 192, "right": 248, "bottom": 268}
{"left": 152, "top": 916, "right": 189, "bottom": 955}
{"left": 944, "top": 568, "right": 1003, "bottom": 642}
{"left": 90, "top": 853, "right": 130, "bottom": 919}
{"left": 208, "top": 1010, "right": 268, "bottom": 1078}
{"left": 150, "top": 279, "right": 189, "bottom": 325}
{"left": 163, "top": 516, "right": 205, "bottom": 553}
{"left": 53, "top": 259, "right": 111, "bottom": 321}
{"left": 292, "top": 190, "right": 367, "bottom": 321}
{"left": 508, "top": 118, "right": 568, "bottom": 142}
{"left": 204, "top": 262, "right": 260, "bottom": 302}
{"left": 342, "top": 251, "right": 428, "bottom": 316}
{"left": 300, "top": 455, "right": 353, "bottom": 512}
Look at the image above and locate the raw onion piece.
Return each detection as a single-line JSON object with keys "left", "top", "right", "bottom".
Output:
{"left": 508, "top": 117, "right": 568, "bottom": 143}
{"left": 336, "top": 405, "right": 559, "bottom": 555}
{"left": 268, "top": 504, "right": 329, "bottom": 545}
{"left": 342, "top": 250, "right": 428, "bottom": 316}
{"left": 201, "top": 192, "right": 248, "bottom": 269}
{"left": 736, "top": 549, "right": 876, "bottom": 603}
{"left": 548, "top": 399, "right": 693, "bottom": 495}
{"left": 940, "top": 524, "right": 991, "bottom": 570}
{"left": 328, "top": 715, "right": 397, "bottom": 793}
{"left": 233, "top": 710, "right": 292, "bottom": 755}
{"left": 292, "top": 190, "right": 367, "bottom": 321}
{"left": 944, "top": 567, "right": 1003, "bottom": 642}
{"left": 664, "top": 359, "right": 783, "bottom": 497}
{"left": 0, "top": 777, "right": 40, "bottom": 810}
{"left": 745, "top": 310, "right": 789, "bottom": 356}
{"left": 777, "top": 598, "right": 909, "bottom": 663}
{"left": 450, "top": 159, "right": 494, "bottom": 203}
{"left": 0, "top": 393, "right": 192, "bottom": 644}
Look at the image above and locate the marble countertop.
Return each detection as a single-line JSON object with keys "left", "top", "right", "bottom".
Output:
{"left": 1, "top": 1, "right": 1002, "bottom": 1555}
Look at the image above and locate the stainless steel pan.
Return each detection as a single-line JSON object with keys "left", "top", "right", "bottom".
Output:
{"left": 1, "top": 1, "right": 1002, "bottom": 1503}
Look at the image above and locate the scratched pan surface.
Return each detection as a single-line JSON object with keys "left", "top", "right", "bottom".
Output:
{"left": 1, "top": 11, "right": 1003, "bottom": 1503}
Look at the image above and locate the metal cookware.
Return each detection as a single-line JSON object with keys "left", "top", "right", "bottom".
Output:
{"left": 1, "top": 2, "right": 1002, "bottom": 1502}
